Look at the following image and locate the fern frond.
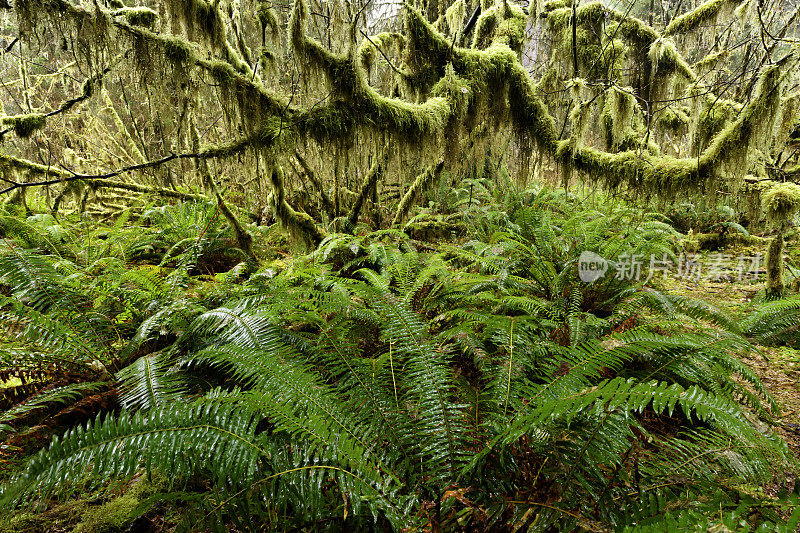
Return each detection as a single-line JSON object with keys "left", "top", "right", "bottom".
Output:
{"left": 117, "top": 353, "right": 187, "bottom": 410}
{"left": 0, "top": 402, "right": 261, "bottom": 508}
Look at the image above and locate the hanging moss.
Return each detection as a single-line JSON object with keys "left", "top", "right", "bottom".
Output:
{"left": 664, "top": 0, "right": 741, "bottom": 36}
{"left": 431, "top": 64, "right": 472, "bottom": 118}
{"left": 699, "top": 64, "right": 786, "bottom": 185}
{"left": 600, "top": 86, "right": 636, "bottom": 151}
{"left": 2, "top": 113, "right": 46, "bottom": 138}
{"left": 446, "top": 0, "right": 466, "bottom": 36}
{"left": 164, "top": 0, "right": 224, "bottom": 49}
{"left": 693, "top": 98, "right": 734, "bottom": 152}
{"left": 356, "top": 32, "right": 406, "bottom": 77}
{"left": 774, "top": 94, "right": 799, "bottom": 150}
{"left": 694, "top": 49, "right": 729, "bottom": 73}
{"left": 648, "top": 37, "right": 693, "bottom": 96}
{"left": 566, "top": 78, "right": 591, "bottom": 153}
{"left": 545, "top": 3, "right": 630, "bottom": 81}
{"left": 113, "top": 7, "right": 158, "bottom": 28}
{"left": 290, "top": 0, "right": 452, "bottom": 152}
{"left": 257, "top": 0, "right": 280, "bottom": 47}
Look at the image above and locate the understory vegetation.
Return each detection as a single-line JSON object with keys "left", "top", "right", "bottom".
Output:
{"left": 0, "top": 0, "right": 799, "bottom": 529}
{"left": 1, "top": 186, "right": 800, "bottom": 531}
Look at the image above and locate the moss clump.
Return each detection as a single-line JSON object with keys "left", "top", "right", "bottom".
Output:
{"left": 3, "top": 500, "right": 87, "bottom": 532}
{"left": 2, "top": 113, "right": 46, "bottom": 138}
{"left": 73, "top": 475, "right": 166, "bottom": 533}
{"left": 543, "top": 0, "right": 567, "bottom": 11}
{"left": 113, "top": 7, "right": 158, "bottom": 28}
{"left": 762, "top": 182, "right": 800, "bottom": 228}
{"left": 208, "top": 59, "right": 237, "bottom": 85}
{"left": 162, "top": 35, "right": 194, "bottom": 64}
{"left": 656, "top": 106, "right": 690, "bottom": 130}
{"left": 404, "top": 214, "right": 466, "bottom": 241}
{"left": 766, "top": 229, "right": 787, "bottom": 296}
{"left": 472, "top": 0, "right": 527, "bottom": 52}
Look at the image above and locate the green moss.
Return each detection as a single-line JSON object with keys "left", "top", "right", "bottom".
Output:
{"left": 73, "top": 475, "right": 166, "bottom": 533}
{"left": 656, "top": 106, "right": 690, "bottom": 130}
{"left": 431, "top": 64, "right": 472, "bottom": 117}
{"left": 393, "top": 161, "right": 446, "bottom": 225}
{"left": 113, "top": 7, "right": 158, "bottom": 28}
{"left": 694, "top": 100, "right": 733, "bottom": 151}
{"left": 445, "top": 0, "right": 466, "bottom": 36}
{"left": 762, "top": 182, "right": 800, "bottom": 228}
{"left": 404, "top": 214, "right": 466, "bottom": 241}
{"left": 268, "top": 165, "right": 324, "bottom": 249}
{"left": 562, "top": 143, "right": 700, "bottom": 197}
{"left": 694, "top": 49, "right": 729, "bottom": 73}
{"left": 698, "top": 64, "right": 786, "bottom": 184}
{"left": 3, "top": 500, "right": 87, "bottom": 532}
{"left": 471, "top": 0, "right": 529, "bottom": 52}
{"left": 664, "top": 0, "right": 740, "bottom": 36}
{"left": 2, "top": 113, "right": 46, "bottom": 138}
{"left": 208, "top": 59, "right": 237, "bottom": 84}
{"left": 543, "top": 0, "right": 567, "bottom": 12}
{"left": 766, "top": 229, "right": 786, "bottom": 296}
{"left": 162, "top": 35, "right": 194, "bottom": 64}
{"left": 257, "top": 0, "right": 280, "bottom": 46}
{"left": 166, "top": 0, "right": 224, "bottom": 49}
{"left": 601, "top": 86, "right": 636, "bottom": 151}
{"left": 649, "top": 37, "right": 693, "bottom": 82}
{"left": 546, "top": 3, "right": 630, "bottom": 81}
{"left": 357, "top": 32, "right": 406, "bottom": 76}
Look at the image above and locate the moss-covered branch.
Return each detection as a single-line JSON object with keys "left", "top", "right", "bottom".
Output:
{"left": 267, "top": 164, "right": 325, "bottom": 248}
{"left": 293, "top": 150, "right": 334, "bottom": 220}
{"left": 348, "top": 153, "right": 386, "bottom": 226}
{"left": 664, "top": 0, "right": 742, "bottom": 36}
{"left": 392, "top": 161, "right": 445, "bottom": 225}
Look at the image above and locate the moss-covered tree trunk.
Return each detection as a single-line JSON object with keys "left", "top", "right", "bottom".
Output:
{"left": 766, "top": 224, "right": 786, "bottom": 296}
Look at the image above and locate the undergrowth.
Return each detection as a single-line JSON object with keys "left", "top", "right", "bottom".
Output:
{"left": 0, "top": 188, "right": 798, "bottom": 531}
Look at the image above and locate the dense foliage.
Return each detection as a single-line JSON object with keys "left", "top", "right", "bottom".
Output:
{"left": 0, "top": 187, "right": 799, "bottom": 531}
{"left": 0, "top": 0, "right": 799, "bottom": 529}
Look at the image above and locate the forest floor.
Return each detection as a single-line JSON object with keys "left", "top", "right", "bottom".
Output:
{"left": 666, "top": 240, "right": 800, "bottom": 473}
